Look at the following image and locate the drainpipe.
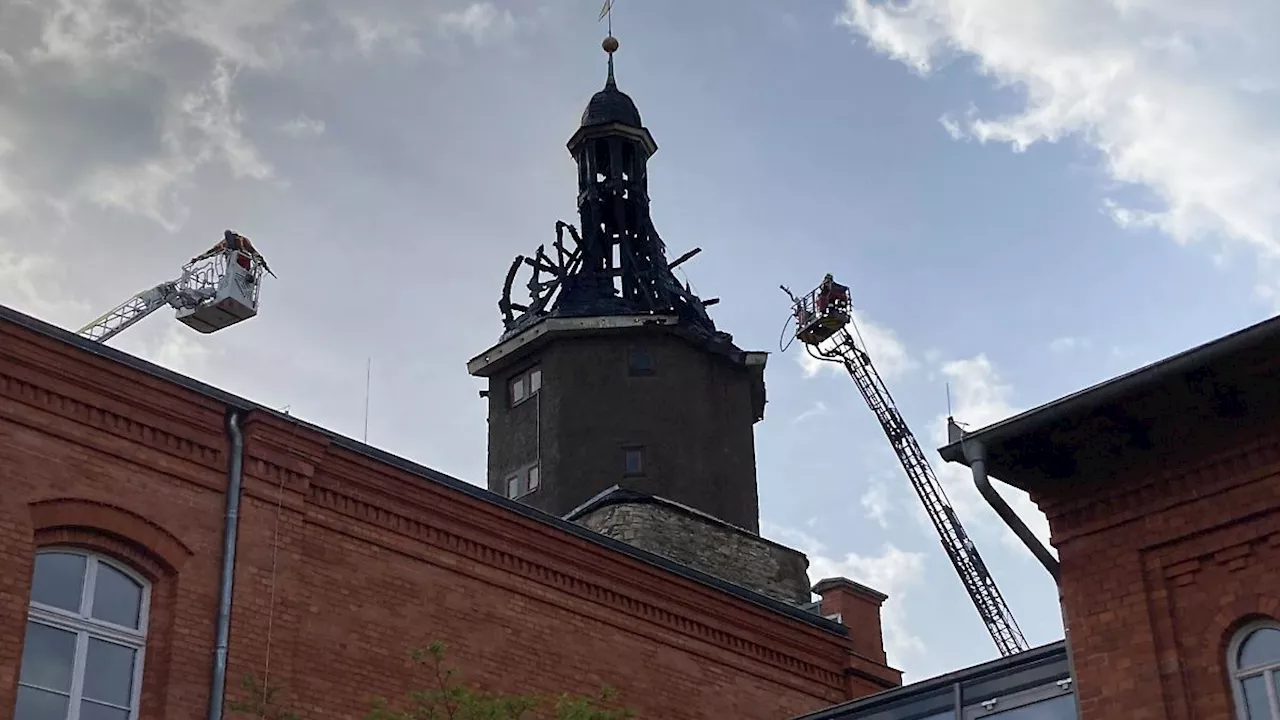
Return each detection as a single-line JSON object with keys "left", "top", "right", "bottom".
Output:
{"left": 208, "top": 408, "right": 246, "bottom": 720}
{"left": 948, "top": 418, "right": 1078, "bottom": 696}
{"left": 949, "top": 418, "right": 1059, "bottom": 581}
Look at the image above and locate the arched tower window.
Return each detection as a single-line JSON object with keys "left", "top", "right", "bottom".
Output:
{"left": 1230, "top": 621, "right": 1280, "bottom": 719}
{"left": 15, "top": 548, "right": 150, "bottom": 720}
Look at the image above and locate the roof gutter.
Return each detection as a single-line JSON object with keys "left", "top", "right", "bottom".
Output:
{"left": 938, "top": 313, "right": 1280, "bottom": 465}
{"left": 208, "top": 408, "right": 247, "bottom": 720}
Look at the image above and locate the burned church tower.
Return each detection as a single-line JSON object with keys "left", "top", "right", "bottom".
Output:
{"left": 468, "top": 37, "right": 810, "bottom": 604}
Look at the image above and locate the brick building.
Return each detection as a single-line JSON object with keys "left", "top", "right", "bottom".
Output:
{"left": 937, "top": 313, "right": 1280, "bottom": 720}
{"left": 0, "top": 304, "right": 899, "bottom": 720}
{"left": 795, "top": 311, "right": 1280, "bottom": 719}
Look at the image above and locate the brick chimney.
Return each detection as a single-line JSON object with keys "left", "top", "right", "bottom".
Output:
{"left": 813, "top": 577, "right": 889, "bottom": 664}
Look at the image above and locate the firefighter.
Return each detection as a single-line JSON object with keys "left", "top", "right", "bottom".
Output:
{"left": 816, "top": 273, "right": 849, "bottom": 315}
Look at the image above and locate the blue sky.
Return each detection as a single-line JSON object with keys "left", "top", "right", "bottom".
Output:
{"left": 2, "top": 0, "right": 1277, "bottom": 684}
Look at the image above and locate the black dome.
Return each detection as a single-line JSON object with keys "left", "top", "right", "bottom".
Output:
{"left": 580, "top": 61, "right": 642, "bottom": 128}
{"left": 580, "top": 88, "right": 642, "bottom": 127}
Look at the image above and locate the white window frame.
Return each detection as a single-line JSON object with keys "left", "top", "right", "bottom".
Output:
{"left": 1230, "top": 621, "right": 1280, "bottom": 719}
{"left": 509, "top": 367, "right": 543, "bottom": 407}
{"left": 19, "top": 548, "right": 151, "bottom": 720}
{"left": 505, "top": 463, "right": 541, "bottom": 499}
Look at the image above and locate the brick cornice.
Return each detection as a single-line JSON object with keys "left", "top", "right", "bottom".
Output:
{"left": 319, "top": 445, "right": 849, "bottom": 647}
{"left": 1, "top": 323, "right": 225, "bottom": 436}
{"left": 0, "top": 356, "right": 225, "bottom": 481}
{"left": 304, "top": 461, "right": 851, "bottom": 696}
{"left": 1037, "top": 432, "right": 1280, "bottom": 546}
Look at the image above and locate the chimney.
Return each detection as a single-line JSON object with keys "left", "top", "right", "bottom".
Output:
{"left": 813, "top": 577, "right": 889, "bottom": 664}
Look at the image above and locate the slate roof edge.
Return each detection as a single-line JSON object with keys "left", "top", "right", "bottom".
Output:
{"left": 563, "top": 485, "right": 808, "bottom": 559}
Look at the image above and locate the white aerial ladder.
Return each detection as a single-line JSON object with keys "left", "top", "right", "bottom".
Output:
{"left": 77, "top": 230, "right": 274, "bottom": 344}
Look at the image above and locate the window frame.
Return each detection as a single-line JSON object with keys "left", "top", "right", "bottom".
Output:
{"left": 505, "top": 463, "right": 541, "bottom": 499}
{"left": 509, "top": 366, "right": 543, "bottom": 407}
{"left": 1229, "top": 621, "right": 1280, "bottom": 720}
{"left": 20, "top": 547, "right": 151, "bottom": 720}
{"left": 627, "top": 348, "right": 654, "bottom": 377}
{"left": 623, "top": 446, "right": 645, "bottom": 477}
{"left": 962, "top": 677, "right": 1074, "bottom": 718}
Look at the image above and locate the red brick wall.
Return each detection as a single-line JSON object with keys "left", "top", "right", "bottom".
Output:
{"left": 0, "top": 317, "right": 894, "bottom": 720}
{"left": 1032, "top": 424, "right": 1280, "bottom": 720}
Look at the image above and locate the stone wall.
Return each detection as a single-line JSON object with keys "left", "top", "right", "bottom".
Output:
{"left": 574, "top": 498, "right": 812, "bottom": 605}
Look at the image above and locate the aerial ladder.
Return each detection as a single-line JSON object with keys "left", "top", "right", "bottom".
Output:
{"left": 77, "top": 230, "right": 274, "bottom": 344}
{"left": 783, "top": 275, "right": 1029, "bottom": 658}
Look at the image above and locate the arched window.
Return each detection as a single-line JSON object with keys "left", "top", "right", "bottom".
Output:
{"left": 1231, "top": 622, "right": 1280, "bottom": 719}
{"left": 15, "top": 548, "right": 150, "bottom": 720}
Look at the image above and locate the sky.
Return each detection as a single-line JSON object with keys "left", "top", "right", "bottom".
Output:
{"left": 1, "top": 0, "right": 1278, "bottom": 686}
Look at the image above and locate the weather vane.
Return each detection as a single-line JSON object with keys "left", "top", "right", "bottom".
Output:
{"left": 599, "top": 0, "right": 616, "bottom": 38}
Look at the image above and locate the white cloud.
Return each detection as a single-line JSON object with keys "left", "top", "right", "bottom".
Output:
{"left": 927, "top": 354, "right": 1054, "bottom": 555}
{"left": 797, "top": 309, "right": 916, "bottom": 380}
{"left": 0, "top": 250, "right": 90, "bottom": 327}
{"left": 1049, "top": 336, "right": 1090, "bottom": 354}
{"left": 792, "top": 400, "right": 829, "bottom": 424}
{"left": 439, "top": 2, "right": 516, "bottom": 45}
{"left": 0, "top": 0, "right": 498, "bottom": 233}
{"left": 762, "top": 522, "right": 928, "bottom": 672}
{"left": 0, "top": 139, "right": 20, "bottom": 216}
{"left": 839, "top": 0, "right": 1280, "bottom": 271}
{"left": 343, "top": 15, "right": 425, "bottom": 57}
{"left": 860, "top": 481, "right": 891, "bottom": 528}
{"left": 278, "top": 114, "right": 326, "bottom": 138}
{"left": 75, "top": 60, "right": 276, "bottom": 229}
{"left": 938, "top": 113, "right": 964, "bottom": 140}
{"left": 148, "top": 322, "right": 221, "bottom": 376}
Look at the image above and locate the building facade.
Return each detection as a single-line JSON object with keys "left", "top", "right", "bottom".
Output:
{"left": 933, "top": 314, "right": 1280, "bottom": 719}
{"left": 0, "top": 303, "right": 899, "bottom": 720}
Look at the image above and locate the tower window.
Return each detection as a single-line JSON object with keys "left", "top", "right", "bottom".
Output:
{"left": 505, "top": 464, "right": 541, "bottom": 499}
{"left": 509, "top": 367, "right": 542, "bottom": 407}
{"left": 623, "top": 446, "right": 644, "bottom": 476}
{"left": 628, "top": 349, "right": 654, "bottom": 376}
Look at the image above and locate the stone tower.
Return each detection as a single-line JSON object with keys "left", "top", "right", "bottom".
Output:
{"left": 467, "top": 38, "right": 810, "bottom": 604}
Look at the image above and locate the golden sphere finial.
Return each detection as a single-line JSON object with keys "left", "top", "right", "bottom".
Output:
{"left": 602, "top": 35, "right": 619, "bottom": 54}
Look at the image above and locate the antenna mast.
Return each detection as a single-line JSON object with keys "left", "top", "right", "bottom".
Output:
{"left": 363, "top": 358, "right": 371, "bottom": 443}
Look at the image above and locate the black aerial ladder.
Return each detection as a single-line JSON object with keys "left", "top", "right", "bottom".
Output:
{"left": 783, "top": 277, "right": 1029, "bottom": 658}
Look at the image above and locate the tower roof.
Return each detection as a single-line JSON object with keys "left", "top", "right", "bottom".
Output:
{"left": 495, "top": 34, "right": 733, "bottom": 352}
{"left": 580, "top": 54, "right": 642, "bottom": 128}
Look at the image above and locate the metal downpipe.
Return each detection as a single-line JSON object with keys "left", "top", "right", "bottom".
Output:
{"left": 954, "top": 424, "right": 1078, "bottom": 693}
{"left": 955, "top": 431, "right": 1060, "bottom": 582}
{"left": 208, "top": 409, "right": 246, "bottom": 720}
